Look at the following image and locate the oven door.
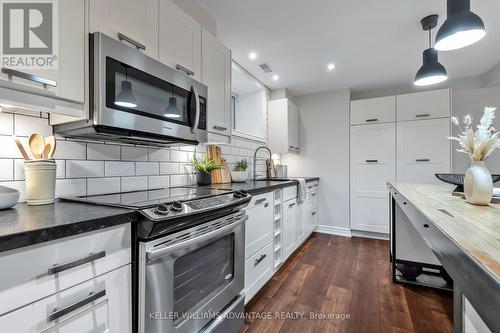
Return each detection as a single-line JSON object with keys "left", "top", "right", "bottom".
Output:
{"left": 138, "top": 211, "right": 246, "bottom": 333}
{"left": 92, "top": 32, "right": 207, "bottom": 143}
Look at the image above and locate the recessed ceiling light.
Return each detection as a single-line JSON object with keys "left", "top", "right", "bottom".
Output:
{"left": 272, "top": 74, "right": 279, "bottom": 81}
{"left": 327, "top": 63, "right": 335, "bottom": 71}
{"left": 249, "top": 52, "right": 258, "bottom": 60}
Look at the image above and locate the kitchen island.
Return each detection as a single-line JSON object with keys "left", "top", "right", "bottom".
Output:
{"left": 388, "top": 181, "right": 500, "bottom": 333}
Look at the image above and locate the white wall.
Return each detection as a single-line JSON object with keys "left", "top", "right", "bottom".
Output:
{"left": 235, "top": 90, "right": 266, "bottom": 139}
{"left": 281, "top": 89, "right": 351, "bottom": 232}
{"left": 452, "top": 86, "right": 500, "bottom": 174}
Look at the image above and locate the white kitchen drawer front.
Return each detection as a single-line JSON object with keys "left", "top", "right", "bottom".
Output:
{"left": 350, "top": 96, "right": 396, "bottom": 125}
{"left": 0, "top": 223, "right": 131, "bottom": 315}
{"left": 283, "top": 185, "right": 298, "bottom": 202}
{"left": 0, "top": 304, "right": 34, "bottom": 333}
{"left": 34, "top": 265, "right": 131, "bottom": 333}
{"left": 397, "top": 118, "right": 451, "bottom": 182}
{"left": 245, "top": 192, "right": 273, "bottom": 259}
{"left": 244, "top": 242, "right": 273, "bottom": 304}
{"left": 396, "top": 89, "right": 450, "bottom": 121}
{"left": 350, "top": 123, "right": 396, "bottom": 165}
{"left": 350, "top": 192, "right": 390, "bottom": 234}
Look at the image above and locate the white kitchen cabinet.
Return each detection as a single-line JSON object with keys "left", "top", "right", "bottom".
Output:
{"left": 0, "top": 0, "right": 85, "bottom": 116}
{"left": 397, "top": 89, "right": 450, "bottom": 121}
{"left": 350, "top": 96, "right": 396, "bottom": 125}
{"left": 244, "top": 242, "right": 273, "bottom": 304}
{"left": 0, "top": 265, "right": 131, "bottom": 333}
{"left": 283, "top": 198, "right": 298, "bottom": 260}
{"left": 89, "top": 0, "right": 159, "bottom": 59}
{"left": 268, "top": 98, "right": 300, "bottom": 153}
{"left": 350, "top": 123, "right": 396, "bottom": 234}
{"left": 273, "top": 189, "right": 284, "bottom": 271}
{"left": 244, "top": 192, "right": 274, "bottom": 259}
{"left": 397, "top": 118, "right": 451, "bottom": 183}
{"left": 159, "top": 0, "right": 202, "bottom": 81}
{"left": 202, "top": 28, "right": 231, "bottom": 136}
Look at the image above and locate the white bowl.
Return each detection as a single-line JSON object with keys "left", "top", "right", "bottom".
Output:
{"left": 231, "top": 171, "right": 249, "bottom": 183}
{"left": 0, "top": 185, "right": 20, "bottom": 210}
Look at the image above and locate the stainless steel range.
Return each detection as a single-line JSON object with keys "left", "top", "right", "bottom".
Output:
{"left": 62, "top": 187, "right": 251, "bottom": 333}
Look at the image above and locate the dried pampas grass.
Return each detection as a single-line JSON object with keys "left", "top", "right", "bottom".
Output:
{"left": 449, "top": 107, "right": 500, "bottom": 161}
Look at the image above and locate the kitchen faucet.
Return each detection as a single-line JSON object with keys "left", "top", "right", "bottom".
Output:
{"left": 253, "top": 146, "right": 273, "bottom": 180}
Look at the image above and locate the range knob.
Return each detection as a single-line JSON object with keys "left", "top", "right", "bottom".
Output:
{"left": 233, "top": 190, "right": 243, "bottom": 198}
{"left": 154, "top": 203, "right": 170, "bottom": 215}
{"left": 240, "top": 190, "right": 248, "bottom": 197}
{"left": 170, "top": 201, "right": 184, "bottom": 212}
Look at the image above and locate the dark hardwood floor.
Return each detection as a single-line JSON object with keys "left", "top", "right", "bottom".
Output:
{"left": 240, "top": 233, "right": 453, "bottom": 333}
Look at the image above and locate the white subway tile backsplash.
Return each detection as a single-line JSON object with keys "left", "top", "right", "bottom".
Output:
{"left": 0, "top": 159, "right": 13, "bottom": 180}
{"left": 170, "top": 174, "right": 187, "bottom": 186}
{"left": 136, "top": 162, "right": 159, "bottom": 176}
{"left": 160, "top": 162, "right": 179, "bottom": 175}
{"left": 121, "top": 146, "right": 148, "bottom": 161}
{"left": 105, "top": 161, "right": 135, "bottom": 177}
{"left": 53, "top": 141, "right": 86, "bottom": 159}
{"left": 148, "top": 175, "right": 169, "bottom": 189}
{"left": 87, "top": 143, "right": 120, "bottom": 160}
{"left": 14, "top": 114, "right": 52, "bottom": 137}
{"left": 121, "top": 176, "right": 148, "bottom": 192}
{"left": 66, "top": 160, "right": 104, "bottom": 178}
{"left": 148, "top": 149, "right": 170, "bottom": 162}
{"left": 87, "top": 177, "right": 120, "bottom": 195}
{"left": 0, "top": 113, "right": 13, "bottom": 135}
{"left": 0, "top": 135, "right": 25, "bottom": 158}
{"left": 56, "top": 179, "right": 86, "bottom": 197}
{"left": 170, "top": 150, "right": 188, "bottom": 163}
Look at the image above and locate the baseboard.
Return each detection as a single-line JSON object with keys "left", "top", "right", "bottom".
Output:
{"left": 314, "top": 225, "right": 351, "bottom": 238}
{"left": 350, "top": 229, "right": 389, "bottom": 240}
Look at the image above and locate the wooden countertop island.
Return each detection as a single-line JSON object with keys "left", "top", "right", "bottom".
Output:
{"left": 388, "top": 181, "right": 500, "bottom": 333}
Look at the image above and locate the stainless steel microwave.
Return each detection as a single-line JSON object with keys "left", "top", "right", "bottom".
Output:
{"left": 54, "top": 32, "right": 208, "bottom": 146}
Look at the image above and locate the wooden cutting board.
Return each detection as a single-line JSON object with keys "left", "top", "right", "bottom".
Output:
{"left": 207, "top": 145, "right": 231, "bottom": 184}
{"left": 220, "top": 158, "right": 231, "bottom": 183}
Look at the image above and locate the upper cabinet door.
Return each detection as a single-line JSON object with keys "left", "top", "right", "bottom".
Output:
{"left": 159, "top": 0, "right": 202, "bottom": 81}
{"left": 202, "top": 28, "right": 231, "bottom": 136}
{"left": 89, "top": 0, "right": 159, "bottom": 59}
{"left": 287, "top": 101, "right": 299, "bottom": 151}
{"left": 397, "top": 89, "right": 450, "bottom": 121}
{"left": 350, "top": 96, "right": 396, "bottom": 125}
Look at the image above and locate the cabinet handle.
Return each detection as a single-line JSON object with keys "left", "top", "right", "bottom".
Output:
{"left": 48, "top": 290, "right": 106, "bottom": 322}
{"left": 415, "top": 113, "right": 430, "bottom": 118}
{"left": 365, "top": 118, "right": 378, "bottom": 122}
{"left": 255, "top": 198, "right": 266, "bottom": 205}
{"left": 176, "top": 64, "right": 194, "bottom": 76}
{"left": 254, "top": 254, "right": 267, "bottom": 266}
{"left": 415, "top": 159, "right": 430, "bottom": 162}
{"left": 264, "top": 202, "right": 269, "bottom": 208}
{"left": 288, "top": 202, "right": 296, "bottom": 208}
{"left": 213, "top": 125, "right": 227, "bottom": 131}
{"left": 117, "top": 32, "right": 146, "bottom": 51}
{"left": 366, "top": 159, "right": 379, "bottom": 163}
{"left": 48, "top": 251, "right": 106, "bottom": 275}
{"left": 311, "top": 193, "right": 317, "bottom": 197}
{"left": 423, "top": 223, "right": 429, "bottom": 228}
{"left": 311, "top": 211, "right": 317, "bottom": 216}
{"left": 1, "top": 68, "right": 57, "bottom": 87}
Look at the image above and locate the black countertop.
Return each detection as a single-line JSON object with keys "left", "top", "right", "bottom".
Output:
{"left": 0, "top": 177, "right": 319, "bottom": 253}
{"left": 0, "top": 201, "right": 135, "bottom": 253}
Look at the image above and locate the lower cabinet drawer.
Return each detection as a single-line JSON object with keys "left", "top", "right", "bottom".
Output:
{"left": 244, "top": 242, "right": 273, "bottom": 304}
{"left": 283, "top": 185, "right": 297, "bottom": 202}
{"left": 0, "top": 265, "right": 132, "bottom": 333}
{"left": 0, "top": 223, "right": 131, "bottom": 315}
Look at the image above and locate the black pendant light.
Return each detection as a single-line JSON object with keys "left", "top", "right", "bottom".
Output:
{"left": 434, "top": 0, "right": 485, "bottom": 51}
{"left": 115, "top": 67, "right": 138, "bottom": 108}
{"left": 415, "top": 15, "right": 448, "bottom": 87}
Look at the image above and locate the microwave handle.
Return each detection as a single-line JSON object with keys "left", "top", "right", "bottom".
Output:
{"left": 191, "top": 85, "right": 200, "bottom": 133}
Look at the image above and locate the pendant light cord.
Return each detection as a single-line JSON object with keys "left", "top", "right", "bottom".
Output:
{"left": 428, "top": 29, "right": 432, "bottom": 48}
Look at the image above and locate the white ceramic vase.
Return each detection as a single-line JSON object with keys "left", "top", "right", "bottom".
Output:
{"left": 464, "top": 160, "right": 493, "bottom": 206}
{"left": 230, "top": 171, "right": 249, "bottom": 183}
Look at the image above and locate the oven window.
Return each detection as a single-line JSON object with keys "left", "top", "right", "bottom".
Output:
{"left": 173, "top": 234, "right": 234, "bottom": 323}
{"left": 105, "top": 57, "right": 195, "bottom": 126}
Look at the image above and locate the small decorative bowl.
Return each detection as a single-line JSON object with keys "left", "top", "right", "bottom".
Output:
{"left": 0, "top": 185, "right": 20, "bottom": 210}
{"left": 230, "top": 171, "right": 249, "bottom": 183}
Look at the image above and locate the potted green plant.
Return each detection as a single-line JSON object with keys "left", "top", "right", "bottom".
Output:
{"left": 191, "top": 155, "right": 222, "bottom": 185}
{"left": 231, "top": 159, "right": 249, "bottom": 183}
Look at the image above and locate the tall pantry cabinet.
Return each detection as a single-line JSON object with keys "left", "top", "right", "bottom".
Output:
{"left": 350, "top": 89, "right": 451, "bottom": 236}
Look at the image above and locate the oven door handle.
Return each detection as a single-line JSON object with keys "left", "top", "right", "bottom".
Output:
{"left": 191, "top": 85, "right": 200, "bottom": 133}
{"left": 146, "top": 215, "right": 247, "bottom": 261}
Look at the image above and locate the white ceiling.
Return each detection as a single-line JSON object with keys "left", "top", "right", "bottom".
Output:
{"left": 196, "top": 0, "right": 500, "bottom": 96}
